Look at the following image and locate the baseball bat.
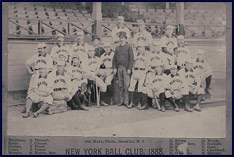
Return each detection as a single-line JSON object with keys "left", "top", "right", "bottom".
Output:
{"left": 95, "top": 76, "right": 100, "bottom": 108}
{"left": 153, "top": 91, "right": 161, "bottom": 111}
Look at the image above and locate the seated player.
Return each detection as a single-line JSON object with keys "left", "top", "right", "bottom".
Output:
{"left": 97, "top": 42, "right": 115, "bottom": 106}
{"left": 165, "top": 65, "right": 193, "bottom": 112}
{"left": 143, "top": 61, "right": 169, "bottom": 112}
{"left": 86, "top": 46, "right": 107, "bottom": 104}
{"left": 184, "top": 59, "right": 204, "bottom": 112}
{"left": 193, "top": 49, "right": 212, "bottom": 95}
{"left": 174, "top": 35, "right": 192, "bottom": 70}
{"left": 23, "top": 62, "right": 53, "bottom": 118}
{"left": 68, "top": 55, "right": 89, "bottom": 110}
{"left": 51, "top": 61, "right": 87, "bottom": 114}
{"left": 128, "top": 43, "right": 149, "bottom": 109}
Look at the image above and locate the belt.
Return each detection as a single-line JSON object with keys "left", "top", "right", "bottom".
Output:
{"left": 134, "top": 68, "right": 145, "bottom": 71}
{"left": 54, "top": 88, "right": 67, "bottom": 91}
{"left": 71, "top": 78, "right": 82, "bottom": 81}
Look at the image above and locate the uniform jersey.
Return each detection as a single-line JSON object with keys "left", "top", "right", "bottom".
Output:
{"left": 50, "top": 44, "right": 71, "bottom": 64}
{"left": 145, "top": 72, "right": 169, "bottom": 90}
{"left": 68, "top": 65, "right": 86, "bottom": 82}
{"left": 166, "top": 73, "right": 188, "bottom": 92}
{"left": 87, "top": 57, "right": 102, "bottom": 72}
{"left": 111, "top": 26, "right": 131, "bottom": 42}
{"left": 193, "top": 59, "right": 212, "bottom": 78}
{"left": 176, "top": 46, "right": 192, "bottom": 66}
{"left": 29, "top": 73, "right": 54, "bottom": 94}
{"left": 100, "top": 52, "right": 114, "bottom": 69}
{"left": 160, "top": 35, "right": 178, "bottom": 54}
{"left": 184, "top": 68, "right": 201, "bottom": 87}
{"left": 26, "top": 54, "right": 53, "bottom": 72}
{"left": 149, "top": 51, "right": 167, "bottom": 67}
{"left": 133, "top": 52, "right": 149, "bottom": 70}
{"left": 51, "top": 70, "right": 72, "bottom": 91}
{"left": 134, "top": 30, "right": 153, "bottom": 47}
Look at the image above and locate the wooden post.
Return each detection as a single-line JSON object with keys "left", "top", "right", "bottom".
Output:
{"left": 176, "top": 2, "right": 185, "bottom": 35}
{"left": 166, "top": 2, "right": 170, "bottom": 9}
{"left": 92, "top": 2, "right": 102, "bottom": 38}
{"left": 2, "top": 2, "right": 8, "bottom": 148}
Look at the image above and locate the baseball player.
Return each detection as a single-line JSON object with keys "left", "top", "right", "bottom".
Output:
{"left": 128, "top": 43, "right": 149, "bottom": 109}
{"left": 111, "top": 16, "right": 131, "bottom": 44}
{"left": 70, "top": 31, "right": 89, "bottom": 67}
{"left": 97, "top": 42, "right": 115, "bottom": 106}
{"left": 112, "top": 31, "right": 134, "bottom": 107}
{"left": 193, "top": 49, "right": 212, "bottom": 95}
{"left": 133, "top": 20, "right": 153, "bottom": 48}
{"left": 160, "top": 25, "right": 178, "bottom": 75}
{"left": 23, "top": 62, "right": 53, "bottom": 118}
{"left": 51, "top": 60, "right": 88, "bottom": 112}
{"left": 174, "top": 35, "right": 192, "bottom": 70}
{"left": 68, "top": 55, "right": 89, "bottom": 110}
{"left": 143, "top": 61, "right": 169, "bottom": 112}
{"left": 86, "top": 45, "right": 107, "bottom": 95}
{"left": 50, "top": 33, "right": 71, "bottom": 65}
{"left": 183, "top": 59, "right": 204, "bottom": 112}
{"left": 150, "top": 40, "right": 168, "bottom": 68}
{"left": 26, "top": 43, "right": 53, "bottom": 74}
{"left": 165, "top": 65, "right": 193, "bottom": 112}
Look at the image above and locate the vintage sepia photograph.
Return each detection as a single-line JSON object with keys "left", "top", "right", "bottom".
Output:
{"left": 2, "top": 2, "right": 231, "bottom": 155}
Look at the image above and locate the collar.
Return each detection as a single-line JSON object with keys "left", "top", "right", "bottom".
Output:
{"left": 56, "top": 71, "right": 65, "bottom": 76}
{"left": 185, "top": 68, "right": 193, "bottom": 72}
{"left": 196, "top": 58, "right": 204, "bottom": 63}
{"left": 171, "top": 73, "right": 179, "bottom": 78}
{"left": 104, "top": 52, "right": 111, "bottom": 56}
{"left": 38, "top": 53, "right": 47, "bottom": 57}
{"left": 39, "top": 74, "right": 47, "bottom": 79}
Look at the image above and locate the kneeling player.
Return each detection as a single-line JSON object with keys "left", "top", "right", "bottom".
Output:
{"left": 165, "top": 65, "right": 193, "bottom": 112}
{"left": 143, "top": 61, "right": 168, "bottom": 112}
{"left": 184, "top": 60, "right": 204, "bottom": 112}
{"left": 23, "top": 62, "right": 53, "bottom": 118}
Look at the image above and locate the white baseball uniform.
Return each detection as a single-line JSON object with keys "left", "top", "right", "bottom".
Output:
{"left": 97, "top": 52, "right": 115, "bottom": 85}
{"left": 70, "top": 43, "right": 89, "bottom": 67}
{"left": 149, "top": 51, "right": 168, "bottom": 69}
{"left": 176, "top": 46, "right": 192, "bottom": 67}
{"left": 86, "top": 56, "right": 107, "bottom": 92}
{"left": 165, "top": 73, "right": 189, "bottom": 99}
{"left": 134, "top": 30, "right": 153, "bottom": 47}
{"left": 128, "top": 51, "right": 149, "bottom": 92}
{"left": 50, "top": 44, "right": 71, "bottom": 64}
{"left": 27, "top": 72, "right": 54, "bottom": 105}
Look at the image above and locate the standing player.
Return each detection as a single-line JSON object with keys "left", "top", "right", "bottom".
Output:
{"left": 165, "top": 65, "right": 193, "bottom": 112}
{"left": 175, "top": 35, "right": 192, "bottom": 70}
{"left": 133, "top": 20, "right": 153, "bottom": 48}
{"left": 150, "top": 40, "right": 167, "bottom": 68}
{"left": 128, "top": 43, "right": 149, "bottom": 109}
{"left": 160, "top": 25, "right": 178, "bottom": 75}
{"left": 111, "top": 16, "right": 131, "bottom": 44}
{"left": 193, "top": 50, "right": 212, "bottom": 95}
{"left": 26, "top": 43, "right": 53, "bottom": 74}
{"left": 183, "top": 59, "right": 204, "bottom": 111}
{"left": 50, "top": 33, "right": 71, "bottom": 65}
{"left": 112, "top": 31, "right": 134, "bottom": 107}
{"left": 70, "top": 31, "right": 89, "bottom": 67}
{"left": 23, "top": 62, "right": 53, "bottom": 118}
{"left": 143, "top": 61, "right": 169, "bottom": 112}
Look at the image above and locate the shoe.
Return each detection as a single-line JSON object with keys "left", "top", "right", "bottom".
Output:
{"left": 174, "top": 106, "right": 180, "bottom": 112}
{"left": 101, "top": 101, "right": 109, "bottom": 106}
{"left": 33, "top": 112, "right": 39, "bottom": 118}
{"left": 161, "top": 106, "right": 166, "bottom": 112}
{"left": 184, "top": 105, "right": 193, "bottom": 112}
{"left": 138, "top": 105, "right": 148, "bottom": 110}
{"left": 126, "top": 103, "right": 133, "bottom": 109}
{"left": 21, "top": 106, "right": 26, "bottom": 113}
{"left": 193, "top": 104, "right": 202, "bottom": 112}
{"left": 116, "top": 102, "right": 124, "bottom": 106}
{"left": 23, "top": 112, "right": 30, "bottom": 118}
{"left": 80, "top": 104, "right": 88, "bottom": 111}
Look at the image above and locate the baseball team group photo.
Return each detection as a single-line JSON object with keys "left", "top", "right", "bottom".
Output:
{"left": 4, "top": 2, "right": 227, "bottom": 137}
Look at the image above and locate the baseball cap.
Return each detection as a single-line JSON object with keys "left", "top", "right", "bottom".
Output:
{"left": 38, "top": 43, "right": 46, "bottom": 49}
{"left": 166, "top": 25, "right": 174, "bottom": 30}
{"left": 35, "top": 62, "right": 47, "bottom": 69}
{"left": 185, "top": 58, "right": 193, "bottom": 64}
{"left": 117, "top": 16, "right": 124, "bottom": 20}
{"left": 170, "top": 64, "right": 177, "bottom": 69}
{"left": 137, "top": 41, "right": 146, "bottom": 47}
{"left": 119, "top": 31, "right": 127, "bottom": 38}
{"left": 177, "top": 35, "right": 184, "bottom": 40}
{"left": 103, "top": 42, "right": 111, "bottom": 47}
{"left": 57, "top": 60, "right": 66, "bottom": 66}
{"left": 197, "top": 49, "right": 205, "bottom": 55}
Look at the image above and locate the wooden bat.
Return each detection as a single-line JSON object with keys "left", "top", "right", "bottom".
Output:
{"left": 153, "top": 91, "right": 161, "bottom": 111}
{"left": 95, "top": 76, "right": 100, "bottom": 108}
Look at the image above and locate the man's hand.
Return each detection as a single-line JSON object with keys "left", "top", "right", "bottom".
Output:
{"left": 113, "top": 69, "right": 117, "bottom": 74}
{"left": 127, "top": 69, "right": 131, "bottom": 75}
